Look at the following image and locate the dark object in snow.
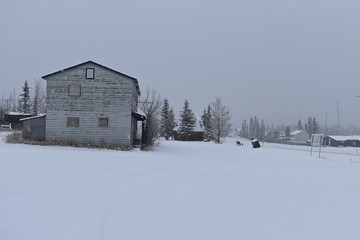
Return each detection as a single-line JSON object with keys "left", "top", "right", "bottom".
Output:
{"left": 251, "top": 138, "right": 261, "bottom": 148}
{"left": 236, "top": 141, "right": 243, "bottom": 146}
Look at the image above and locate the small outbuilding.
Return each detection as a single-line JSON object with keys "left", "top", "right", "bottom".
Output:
{"left": 20, "top": 115, "right": 46, "bottom": 141}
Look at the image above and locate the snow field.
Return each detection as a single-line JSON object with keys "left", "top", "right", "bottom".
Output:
{"left": 0, "top": 133, "right": 359, "bottom": 240}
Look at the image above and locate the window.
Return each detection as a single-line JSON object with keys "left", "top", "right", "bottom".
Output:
{"left": 99, "top": 118, "right": 108, "bottom": 127}
{"left": 86, "top": 68, "right": 94, "bottom": 79}
{"left": 67, "top": 117, "right": 79, "bottom": 127}
{"left": 69, "top": 84, "right": 81, "bottom": 96}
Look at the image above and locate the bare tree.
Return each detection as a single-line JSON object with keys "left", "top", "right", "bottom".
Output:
{"left": 139, "top": 88, "right": 162, "bottom": 149}
{"left": 211, "top": 97, "right": 232, "bottom": 143}
{"left": 32, "top": 79, "right": 46, "bottom": 115}
{"left": 0, "top": 95, "right": 7, "bottom": 124}
{"left": 9, "top": 88, "right": 18, "bottom": 112}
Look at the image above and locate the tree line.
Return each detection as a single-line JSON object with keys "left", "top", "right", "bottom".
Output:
{"left": 238, "top": 116, "right": 321, "bottom": 142}
{"left": 0, "top": 81, "right": 336, "bottom": 148}
{"left": 239, "top": 116, "right": 266, "bottom": 141}
{"left": 0, "top": 80, "right": 46, "bottom": 124}
{"left": 139, "top": 90, "right": 232, "bottom": 149}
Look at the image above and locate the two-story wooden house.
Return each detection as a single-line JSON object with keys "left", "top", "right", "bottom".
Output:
{"left": 42, "top": 61, "right": 145, "bottom": 146}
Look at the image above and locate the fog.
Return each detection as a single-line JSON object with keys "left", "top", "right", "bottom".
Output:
{"left": 1, "top": 0, "right": 359, "bottom": 128}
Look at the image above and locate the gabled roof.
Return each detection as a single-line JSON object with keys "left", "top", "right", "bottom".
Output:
{"left": 290, "top": 130, "right": 308, "bottom": 135}
{"left": 42, "top": 60, "right": 140, "bottom": 95}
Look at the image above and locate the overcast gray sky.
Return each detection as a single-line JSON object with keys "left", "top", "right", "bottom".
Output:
{"left": 1, "top": 0, "right": 360, "bottom": 128}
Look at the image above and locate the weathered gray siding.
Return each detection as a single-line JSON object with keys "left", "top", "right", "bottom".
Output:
{"left": 44, "top": 62, "right": 138, "bottom": 145}
{"left": 22, "top": 116, "right": 46, "bottom": 141}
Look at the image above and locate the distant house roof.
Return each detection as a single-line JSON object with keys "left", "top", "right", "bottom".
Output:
{"left": 290, "top": 130, "right": 308, "bottom": 135}
{"left": 328, "top": 135, "right": 360, "bottom": 141}
{"left": 42, "top": 60, "right": 140, "bottom": 95}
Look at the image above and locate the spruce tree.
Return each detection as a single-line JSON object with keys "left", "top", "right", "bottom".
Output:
{"left": 178, "top": 99, "right": 196, "bottom": 141}
{"left": 160, "top": 98, "right": 176, "bottom": 140}
{"left": 285, "top": 126, "right": 291, "bottom": 137}
{"left": 306, "top": 117, "right": 313, "bottom": 135}
{"left": 201, "top": 108, "right": 207, "bottom": 129}
{"left": 168, "top": 107, "right": 176, "bottom": 137}
{"left": 249, "top": 117, "right": 254, "bottom": 138}
{"left": 297, "top": 119, "right": 303, "bottom": 130}
{"left": 201, "top": 105, "right": 215, "bottom": 141}
{"left": 254, "top": 116, "right": 260, "bottom": 139}
{"left": 260, "top": 120, "right": 266, "bottom": 141}
{"left": 19, "top": 81, "right": 30, "bottom": 113}
{"left": 312, "top": 117, "right": 319, "bottom": 134}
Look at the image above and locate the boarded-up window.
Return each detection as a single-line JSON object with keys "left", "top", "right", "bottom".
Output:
{"left": 67, "top": 117, "right": 79, "bottom": 127}
{"left": 99, "top": 118, "right": 108, "bottom": 127}
{"left": 86, "top": 68, "right": 94, "bottom": 79}
{"left": 69, "top": 84, "right": 81, "bottom": 96}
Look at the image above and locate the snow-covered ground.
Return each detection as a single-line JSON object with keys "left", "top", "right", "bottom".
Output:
{"left": 0, "top": 132, "right": 359, "bottom": 240}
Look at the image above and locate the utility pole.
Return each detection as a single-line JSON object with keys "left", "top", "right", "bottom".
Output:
{"left": 324, "top": 112, "right": 327, "bottom": 136}
{"left": 337, "top": 101, "right": 340, "bottom": 134}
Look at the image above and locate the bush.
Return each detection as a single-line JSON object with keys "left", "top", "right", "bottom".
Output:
{"left": 5, "top": 132, "right": 133, "bottom": 151}
{"left": 5, "top": 131, "right": 23, "bottom": 143}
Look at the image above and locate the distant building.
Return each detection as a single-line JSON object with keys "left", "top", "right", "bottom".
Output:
{"left": 173, "top": 114, "right": 204, "bottom": 141}
{"left": 173, "top": 131, "right": 204, "bottom": 141}
{"left": 290, "top": 130, "right": 310, "bottom": 143}
{"left": 324, "top": 135, "right": 360, "bottom": 147}
{"left": 42, "top": 60, "right": 145, "bottom": 146}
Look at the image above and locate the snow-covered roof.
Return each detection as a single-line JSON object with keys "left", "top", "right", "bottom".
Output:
{"left": 133, "top": 109, "right": 146, "bottom": 116}
{"left": 19, "top": 114, "right": 46, "bottom": 122}
{"left": 327, "top": 135, "right": 360, "bottom": 141}
{"left": 6, "top": 112, "right": 32, "bottom": 116}
{"left": 290, "top": 130, "right": 308, "bottom": 135}
{"left": 132, "top": 111, "right": 146, "bottom": 120}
